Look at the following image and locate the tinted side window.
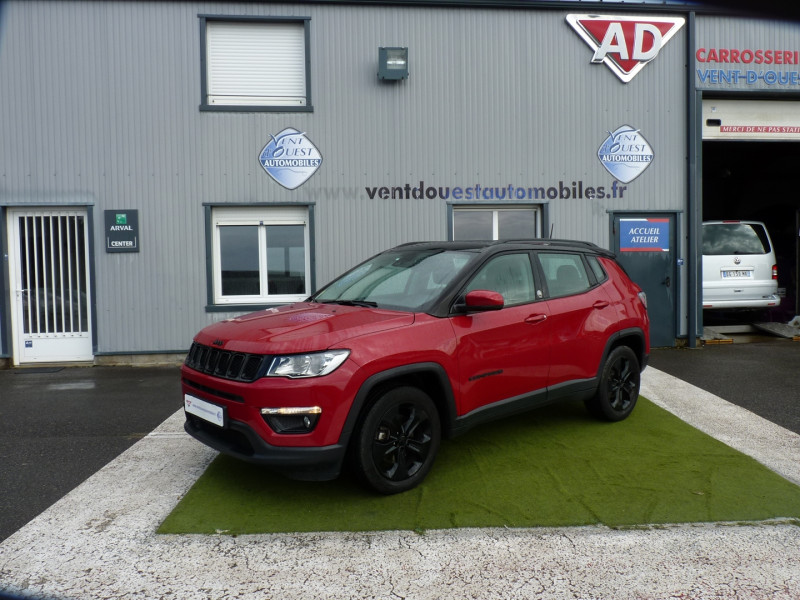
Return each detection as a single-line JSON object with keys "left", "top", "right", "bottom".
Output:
{"left": 465, "top": 253, "right": 537, "bottom": 305}
{"left": 539, "top": 253, "right": 591, "bottom": 297}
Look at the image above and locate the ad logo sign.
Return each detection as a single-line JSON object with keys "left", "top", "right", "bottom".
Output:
{"left": 259, "top": 128, "right": 322, "bottom": 190}
{"left": 598, "top": 125, "right": 654, "bottom": 183}
{"left": 567, "top": 15, "right": 685, "bottom": 82}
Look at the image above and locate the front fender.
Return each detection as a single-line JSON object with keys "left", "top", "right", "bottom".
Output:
{"left": 338, "top": 362, "right": 458, "bottom": 448}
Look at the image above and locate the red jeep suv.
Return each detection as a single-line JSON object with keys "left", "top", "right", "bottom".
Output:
{"left": 182, "top": 240, "right": 650, "bottom": 494}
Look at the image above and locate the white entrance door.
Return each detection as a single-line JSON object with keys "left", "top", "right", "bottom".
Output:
{"left": 7, "top": 208, "right": 93, "bottom": 364}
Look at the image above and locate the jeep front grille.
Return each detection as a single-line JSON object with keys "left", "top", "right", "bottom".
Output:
{"left": 185, "top": 342, "right": 269, "bottom": 382}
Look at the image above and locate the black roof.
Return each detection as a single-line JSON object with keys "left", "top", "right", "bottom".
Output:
{"left": 392, "top": 239, "right": 615, "bottom": 258}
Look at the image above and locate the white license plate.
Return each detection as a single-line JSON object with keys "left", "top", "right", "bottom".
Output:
{"left": 722, "top": 270, "right": 752, "bottom": 279}
{"left": 184, "top": 394, "right": 226, "bottom": 427}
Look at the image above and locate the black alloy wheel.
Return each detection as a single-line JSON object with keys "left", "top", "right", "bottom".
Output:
{"left": 585, "top": 345, "right": 640, "bottom": 422}
{"left": 354, "top": 386, "right": 441, "bottom": 495}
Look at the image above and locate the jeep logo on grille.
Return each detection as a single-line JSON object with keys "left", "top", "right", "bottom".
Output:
{"left": 212, "top": 339, "right": 225, "bottom": 347}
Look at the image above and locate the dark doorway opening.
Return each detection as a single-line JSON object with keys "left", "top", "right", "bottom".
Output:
{"left": 703, "top": 141, "right": 800, "bottom": 322}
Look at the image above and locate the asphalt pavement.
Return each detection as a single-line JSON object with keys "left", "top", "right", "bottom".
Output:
{"left": 0, "top": 366, "right": 183, "bottom": 542}
{"left": 648, "top": 336, "right": 800, "bottom": 435}
{"left": 0, "top": 338, "right": 798, "bottom": 599}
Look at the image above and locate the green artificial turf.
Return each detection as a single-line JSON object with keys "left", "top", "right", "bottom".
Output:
{"left": 159, "top": 398, "right": 800, "bottom": 534}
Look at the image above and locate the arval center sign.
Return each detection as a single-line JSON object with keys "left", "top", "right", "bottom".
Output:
{"left": 567, "top": 14, "right": 685, "bottom": 83}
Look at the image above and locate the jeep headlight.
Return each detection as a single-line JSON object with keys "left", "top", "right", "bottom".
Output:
{"left": 266, "top": 350, "right": 350, "bottom": 378}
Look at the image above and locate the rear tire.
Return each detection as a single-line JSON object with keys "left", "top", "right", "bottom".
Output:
{"left": 353, "top": 386, "right": 441, "bottom": 495}
{"left": 585, "top": 346, "right": 640, "bottom": 422}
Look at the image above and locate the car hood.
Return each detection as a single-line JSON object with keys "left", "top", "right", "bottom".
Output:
{"left": 194, "top": 302, "right": 415, "bottom": 355}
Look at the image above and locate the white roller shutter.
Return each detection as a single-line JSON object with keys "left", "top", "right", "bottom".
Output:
{"left": 206, "top": 21, "right": 306, "bottom": 107}
{"left": 704, "top": 99, "right": 800, "bottom": 140}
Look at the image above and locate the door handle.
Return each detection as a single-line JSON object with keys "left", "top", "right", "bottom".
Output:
{"left": 592, "top": 300, "right": 610, "bottom": 309}
{"left": 663, "top": 276, "right": 671, "bottom": 288}
{"left": 524, "top": 314, "right": 547, "bottom": 324}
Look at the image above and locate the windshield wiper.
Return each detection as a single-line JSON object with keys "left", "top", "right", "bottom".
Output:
{"left": 317, "top": 299, "right": 378, "bottom": 308}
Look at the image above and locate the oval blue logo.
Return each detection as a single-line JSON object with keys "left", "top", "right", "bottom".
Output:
{"left": 598, "top": 125, "right": 654, "bottom": 183}
{"left": 259, "top": 128, "right": 323, "bottom": 190}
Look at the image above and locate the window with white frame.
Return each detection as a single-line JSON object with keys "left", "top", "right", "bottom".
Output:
{"left": 210, "top": 206, "right": 311, "bottom": 305}
{"left": 200, "top": 16, "right": 311, "bottom": 111}
{"left": 452, "top": 206, "right": 541, "bottom": 240}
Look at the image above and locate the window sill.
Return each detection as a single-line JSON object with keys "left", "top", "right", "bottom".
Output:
{"left": 199, "top": 103, "right": 314, "bottom": 113}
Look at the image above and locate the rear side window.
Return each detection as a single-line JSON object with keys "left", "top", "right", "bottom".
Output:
{"left": 586, "top": 255, "right": 608, "bottom": 283}
{"left": 539, "top": 253, "right": 591, "bottom": 297}
{"left": 703, "top": 223, "right": 771, "bottom": 255}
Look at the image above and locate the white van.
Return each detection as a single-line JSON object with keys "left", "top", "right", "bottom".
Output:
{"left": 702, "top": 220, "right": 780, "bottom": 310}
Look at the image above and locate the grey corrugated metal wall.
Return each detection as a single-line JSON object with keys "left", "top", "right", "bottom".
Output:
{"left": 1, "top": 0, "right": 690, "bottom": 355}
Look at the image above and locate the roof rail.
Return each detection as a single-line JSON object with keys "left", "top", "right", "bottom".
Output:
{"left": 391, "top": 239, "right": 615, "bottom": 257}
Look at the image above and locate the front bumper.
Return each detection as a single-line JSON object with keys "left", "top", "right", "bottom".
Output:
{"left": 184, "top": 412, "right": 348, "bottom": 481}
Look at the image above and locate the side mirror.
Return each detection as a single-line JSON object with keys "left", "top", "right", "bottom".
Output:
{"left": 456, "top": 290, "right": 504, "bottom": 313}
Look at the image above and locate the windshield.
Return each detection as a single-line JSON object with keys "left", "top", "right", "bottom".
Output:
{"left": 312, "top": 249, "right": 474, "bottom": 312}
{"left": 703, "top": 223, "right": 771, "bottom": 255}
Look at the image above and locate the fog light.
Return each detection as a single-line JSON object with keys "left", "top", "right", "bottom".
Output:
{"left": 261, "top": 406, "right": 322, "bottom": 434}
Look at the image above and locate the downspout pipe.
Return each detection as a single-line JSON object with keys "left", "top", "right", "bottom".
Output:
{"left": 686, "top": 11, "right": 702, "bottom": 348}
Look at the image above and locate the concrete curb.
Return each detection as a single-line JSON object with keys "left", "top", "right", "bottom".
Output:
{"left": 1, "top": 367, "right": 799, "bottom": 600}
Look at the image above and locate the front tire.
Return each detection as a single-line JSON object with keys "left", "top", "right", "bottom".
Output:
{"left": 585, "top": 346, "right": 640, "bottom": 422}
{"left": 353, "top": 386, "right": 441, "bottom": 495}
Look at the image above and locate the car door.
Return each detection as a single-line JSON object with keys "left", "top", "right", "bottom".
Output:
{"left": 536, "top": 251, "right": 617, "bottom": 388}
{"left": 450, "top": 252, "right": 551, "bottom": 416}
